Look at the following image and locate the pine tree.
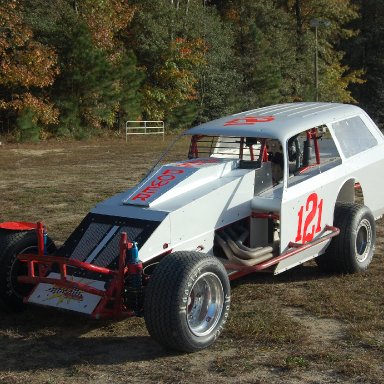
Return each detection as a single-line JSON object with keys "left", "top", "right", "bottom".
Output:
{"left": 350, "top": 0, "right": 384, "bottom": 127}
{"left": 217, "top": 0, "right": 297, "bottom": 108}
{"left": 129, "top": 0, "right": 238, "bottom": 129}
{"left": 212, "top": 0, "right": 364, "bottom": 104}
{"left": 53, "top": 22, "right": 137, "bottom": 136}
{"left": 285, "top": 0, "right": 364, "bottom": 102}
{"left": 22, "top": 0, "right": 142, "bottom": 136}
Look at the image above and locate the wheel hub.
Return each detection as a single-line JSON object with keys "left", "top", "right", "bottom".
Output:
{"left": 355, "top": 218, "right": 372, "bottom": 263}
{"left": 186, "top": 272, "right": 224, "bottom": 337}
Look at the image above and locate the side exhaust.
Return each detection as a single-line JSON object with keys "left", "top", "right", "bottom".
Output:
{"left": 215, "top": 226, "right": 275, "bottom": 266}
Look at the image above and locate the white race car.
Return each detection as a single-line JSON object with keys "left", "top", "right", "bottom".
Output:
{"left": 1, "top": 102, "right": 383, "bottom": 352}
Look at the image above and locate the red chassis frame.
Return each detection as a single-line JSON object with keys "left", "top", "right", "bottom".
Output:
{"left": 227, "top": 212, "right": 339, "bottom": 280}
{"left": 7, "top": 217, "right": 339, "bottom": 317}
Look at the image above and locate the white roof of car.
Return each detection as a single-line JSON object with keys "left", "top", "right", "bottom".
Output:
{"left": 186, "top": 102, "right": 365, "bottom": 142}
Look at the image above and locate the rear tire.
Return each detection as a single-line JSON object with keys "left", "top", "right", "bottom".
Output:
{"left": 316, "top": 203, "right": 375, "bottom": 274}
{"left": 0, "top": 229, "right": 56, "bottom": 312}
{"left": 144, "top": 251, "right": 230, "bottom": 352}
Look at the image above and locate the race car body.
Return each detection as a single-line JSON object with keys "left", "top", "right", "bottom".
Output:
{"left": 1, "top": 102, "right": 383, "bottom": 352}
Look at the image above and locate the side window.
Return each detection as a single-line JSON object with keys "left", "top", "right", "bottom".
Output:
{"left": 331, "top": 116, "right": 378, "bottom": 158}
{"left": 287, "top": 127, "right": 341, "bottom": 187}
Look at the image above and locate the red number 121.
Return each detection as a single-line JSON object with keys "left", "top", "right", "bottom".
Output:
{"left": 295, "top": 193, "right": 323, "bottom": 244}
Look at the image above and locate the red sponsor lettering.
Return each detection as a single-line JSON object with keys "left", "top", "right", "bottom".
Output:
{"left": 151, "top": 179, "right": 168, "bottom": 187}
{"left": 224, "top": 116, "right": 275, "bottom": 126}
{"left": 158, "top": 175, "right": 176, "bottom": 182}
{"left": 131, "top": 168, "right": 185, "bottom": 201}
{"left": 141, "top": 185, "right": 158, "bottom": 194}
{"left": 132, "top": 192, "right": 152, "bottom": 201}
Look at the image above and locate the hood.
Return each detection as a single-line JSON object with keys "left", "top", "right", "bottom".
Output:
{"left": 122, "top": 158, "right": 238, "bottom": 208}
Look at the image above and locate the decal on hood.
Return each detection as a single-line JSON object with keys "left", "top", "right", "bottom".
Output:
{"left": 123, "top": 166, "right": 196, "bottom": 206}
{"left": 123, "top": 158, "right": 230, "bottom": 207}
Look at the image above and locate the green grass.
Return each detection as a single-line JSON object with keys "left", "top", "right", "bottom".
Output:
{"left": 0, "top": 137, "right": 383, "bottom": 383}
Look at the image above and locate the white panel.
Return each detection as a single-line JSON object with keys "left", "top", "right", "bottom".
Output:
{"left": 280, "top": 166, "right": 346, "bottom": 265}
{"left": 138, "top": 215, "right": 171, "bottom": 262}
{"left": 343, "top": 144, "right": 384, "bottom": 218}
{"left": 274, "top": 243, "right": 328, "bottom": 274}
{"left": 28, "top": 273, "right": 105, "bottom": 315}
{"left": 168, "top": 170, "right": 255, "bottom": 253}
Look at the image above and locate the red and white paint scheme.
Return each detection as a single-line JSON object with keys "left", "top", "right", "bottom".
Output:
{"left": 2, "top": 102, "right": 383, "bottom": 352}
{"left": 224, "top": 115, "right": 275, "bottom": 126}
{"left": 127, "top": 167, "right": 188, "bottom": 205}
{"left": 123, "top": 158, "right": 235, "bottom": 207}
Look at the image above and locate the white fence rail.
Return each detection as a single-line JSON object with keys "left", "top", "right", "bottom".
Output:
{"left": 125, "top": 120, "right": 164, "bottom": 142}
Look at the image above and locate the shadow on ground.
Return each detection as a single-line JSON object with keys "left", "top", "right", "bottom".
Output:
{"left": 0, "top": 306, "right": 172, "bottom": 371}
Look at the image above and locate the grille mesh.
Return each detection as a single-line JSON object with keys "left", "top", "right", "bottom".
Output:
{"left": 70, "top": 223, "right": 111, "bottom": 262}
{"left": 63, "top": 212, "right": 158, "bottom": 272}
{"left": 93, "top": 226, "right": 143, "bottom": 267}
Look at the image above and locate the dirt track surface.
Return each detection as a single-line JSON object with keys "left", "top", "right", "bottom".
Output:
{"left": 0, "top": 139, "right": 383, "bottom": 384}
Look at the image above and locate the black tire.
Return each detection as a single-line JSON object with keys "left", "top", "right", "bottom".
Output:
{"left": 0, "top": 229, "right": 56, "bottom": 312}
{"left": 316, "top": 203, "right": 375, "bottom": 274}
{"left": 144, "top": 251, "right": 230, "bottom": 352}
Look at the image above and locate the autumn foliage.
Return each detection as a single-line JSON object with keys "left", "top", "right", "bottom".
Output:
{"left": 0, "top": 0, "right": 58, "bottom": 127}
{"left": 0, "top": 0, "right": 382, "bottom": 140}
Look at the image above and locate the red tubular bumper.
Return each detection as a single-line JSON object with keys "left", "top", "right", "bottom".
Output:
{"left": 17, "top": 255, "right": 116, "bottom": 297}
{"left": 17, "top": 226, "right": 135, "bottom": 319}
{"left": 0, "top": 222, "right": 37, "bottom": 231}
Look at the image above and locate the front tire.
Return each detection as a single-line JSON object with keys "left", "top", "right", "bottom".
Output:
{"left": 316, "top": 203, "right": 375, "bottom": 274}
{"left": 144, "top": 251, "right": 230, "bottom": 352}
{"left": 0, "top": 229, "right": 56, "bottom": 312}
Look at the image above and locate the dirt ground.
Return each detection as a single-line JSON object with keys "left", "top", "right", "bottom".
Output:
{"left": 0, "top": 137, "right": 383, "bottom": 384}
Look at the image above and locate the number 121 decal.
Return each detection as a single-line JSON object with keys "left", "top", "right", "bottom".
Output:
{"left": 295, "top": 192, "right": 324, "bottom": 244}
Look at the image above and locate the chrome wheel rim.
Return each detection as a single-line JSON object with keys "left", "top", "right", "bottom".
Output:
{"left": 355, "top": 219, "right": 372, "bottom": 263}
{"left": 186, "top": 272, "right": 224, "bottom": 337}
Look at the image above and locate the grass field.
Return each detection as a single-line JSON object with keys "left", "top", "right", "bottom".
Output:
{"left": 0, "top": 137, "right": 383, "bottom": 384}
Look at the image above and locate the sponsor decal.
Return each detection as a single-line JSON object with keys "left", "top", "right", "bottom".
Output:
{"left": 131, "top": 168, "right": 185, "bottom": 202}
{"left": 224, "top": 116, "right": 275, "bottom": 126}
{"left": 295, "top": 192, "right": 324, "bottom": 243}
{"left": 44, "top": 285, "right": 84, "bottom": 304}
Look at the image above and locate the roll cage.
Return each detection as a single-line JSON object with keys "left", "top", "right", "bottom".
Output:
{"left": 186, "top": 130, "right": 323, "bottom": 183}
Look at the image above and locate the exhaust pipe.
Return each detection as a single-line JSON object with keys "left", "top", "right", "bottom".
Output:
{"left": 215, "top": 233, "right": 273, "bottom": 267}
{"left": 224, "top": 227, "right": 274, "bottom": 259}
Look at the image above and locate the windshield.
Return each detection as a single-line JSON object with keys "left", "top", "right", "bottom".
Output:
{"left": 144, "top": 134, "right": 276, "bottom": 179}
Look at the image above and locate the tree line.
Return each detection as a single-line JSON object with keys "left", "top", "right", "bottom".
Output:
{"left": 0, "top": 0, "right": 382, "bottom": 141}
